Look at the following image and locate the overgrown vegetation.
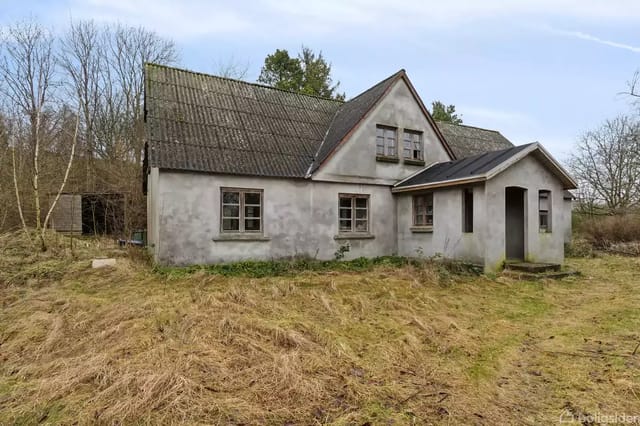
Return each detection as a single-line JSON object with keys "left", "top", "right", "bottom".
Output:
{"left": 1, "top": 233, "right": 639, "bottom": 424}
{"left": 572, "top": 212, "right": 640, "bottom": 255}
{"left": 154, "top": 256, "right": 481, "bottom": 280}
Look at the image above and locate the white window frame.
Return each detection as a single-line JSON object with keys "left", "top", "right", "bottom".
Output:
{"left": 403, "top": 129, "right": 424, "bottom": 161}
{"left": 338, "top": 194, "right": 370, "bottom": 233}
{"left": 376, "top": 125, "right": 397, "bottom": 158}
{"left": 413, "top": 193, "right": 433, "bottom": 227}
{"left": 539, "top": 190, "right": 552, "bottom": 232}
{"left": 221, "top": 188, "right": 263, "bottom": 233}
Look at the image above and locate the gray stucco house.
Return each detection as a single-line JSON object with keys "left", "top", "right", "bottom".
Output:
{"left": 143, "top": 64, "right": 576, "bottom": 271}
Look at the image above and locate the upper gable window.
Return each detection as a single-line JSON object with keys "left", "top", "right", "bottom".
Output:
{"left": 376, "top": 125, "right": 397, "bottom": 158}
{"left": 403, "top": 130, "right": 423, "bottom": 161}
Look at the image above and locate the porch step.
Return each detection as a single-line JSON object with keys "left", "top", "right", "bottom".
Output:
{"left": 502, "top": 269, "right": 580, "bottom": 281}
{"left": 504, "top": 262, "right": 561, "bottom": 273}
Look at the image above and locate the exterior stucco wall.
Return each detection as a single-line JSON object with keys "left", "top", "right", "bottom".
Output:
{"left": 485, "top": 155, "right": 568, "bottom": 271}
{"left": 152, "top": 171, "right": 398, "bottom": 265}
{"left": 313, "top": 79, "right": 452, "bottom": 185}
{"left": 396, "top": 185, "right": 486, "bottom": 264}
{"left": 147, "top": 167, "right": 160, "bottom": 257}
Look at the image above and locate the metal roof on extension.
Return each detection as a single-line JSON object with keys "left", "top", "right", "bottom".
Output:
{"left": 393, "top": 142, "right": 577, "bottom": 192}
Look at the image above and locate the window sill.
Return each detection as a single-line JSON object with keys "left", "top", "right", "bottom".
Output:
{"left": 404, "top": 159, "right": 425, "bottom": 166}
{"left": 376, "top": 155, "right": 399, "bottom": 163}
{"left": 539, "top": 230, "right": 552, "bottom": 234}
{"left": 334, "top": 233, "right": 375, "bottom": 240}
{"left": 410, "top": 226, "right": 433, "bottom": 233}
{"left": 213, "top": 234, "right": 271, "bottom": 242}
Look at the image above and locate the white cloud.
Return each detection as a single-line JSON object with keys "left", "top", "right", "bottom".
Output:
{"left": 545, "top": 28, "right": 640, "bottom": 53}
{"left": 460, "top": 106, "right": 536, "bottom": 128}
{"left": 65, "top": 0, "right": 252, "bottom": 39}
{"left": 59, "top": 0, "right": 640, "bottom": 40}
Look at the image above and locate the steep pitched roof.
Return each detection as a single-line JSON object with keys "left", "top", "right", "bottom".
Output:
{"left": 144, "top": 63, "right": 342, "bottom": 178}
{"left": 308, "top": 70, "right": 402, "bottom": 174}
{"left": 144, "top": 64, "right": 454, "bottom": 179}
{"left": 393, "top": 142, "right": 577, "bottom": 191}
{"left": 309, "top": 71, "right": 455, "bottom": 173}
{"left": 436, "top": 121, "right": 514, "bottom": 159}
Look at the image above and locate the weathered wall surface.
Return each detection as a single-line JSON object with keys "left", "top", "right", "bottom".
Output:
{"left": 313, "top": 79, "right": 452, "bottom": 185}
{"left": 147, "top": 167, "right": 160, "bottom": 251}
{"left": 396, "top": 184, "right": 486, "bottom": 264}
{"left": 151, "top": 171, "right": 398, "bottom": 265}
{"left": 485, "top": 155, "right": 569, "bottom": 270}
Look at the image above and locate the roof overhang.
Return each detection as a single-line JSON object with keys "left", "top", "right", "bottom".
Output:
{"left": 392, "top": 142, "right": 578, "bottom": 193}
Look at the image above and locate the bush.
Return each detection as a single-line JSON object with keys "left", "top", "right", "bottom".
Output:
{"left": 577, "top": 214, "right": 640, "bottom": 249}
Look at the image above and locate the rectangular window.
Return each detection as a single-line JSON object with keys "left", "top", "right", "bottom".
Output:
{"left": 221, "top": 188, "right": 262, "bottom": 233}
{"left": 376, "top": 125, "right": 397, "bottom": 157}
{"left": 413, "top": 193, "right": 433, "bottom": 227}
{"left": 403, "top": 130, "right": 423, "bottom": 160}
{"left": 339, "top": 194, "right": 369, "bottom": 233}
{"left": 463, "top": 188, "right": 473, "bottom": 233}
{"left": 539, "top": 190, "right": 551, "bottom": 232}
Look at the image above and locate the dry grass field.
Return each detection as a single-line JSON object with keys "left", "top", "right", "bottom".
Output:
{"left": 0, "top": 232, "right": 639, "bottom": 424}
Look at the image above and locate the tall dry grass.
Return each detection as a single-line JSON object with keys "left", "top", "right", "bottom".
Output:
{"left": 0, "top": 233, "right": 639, "bottom": 424}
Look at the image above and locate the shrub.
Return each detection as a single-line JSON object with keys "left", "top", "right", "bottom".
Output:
{"left": 576, "top": 214, "right": 640, "bottom": 249}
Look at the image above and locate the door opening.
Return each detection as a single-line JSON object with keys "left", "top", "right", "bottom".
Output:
{"left": 505, "top": 187, "right": 526, "bottom": 260}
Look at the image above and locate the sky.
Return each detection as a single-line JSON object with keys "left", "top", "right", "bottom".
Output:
{"left": 2, "top": 0, "right": 639, "bottom": 159}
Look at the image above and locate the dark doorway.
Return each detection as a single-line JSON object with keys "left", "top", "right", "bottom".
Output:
{"left": 505, "top": 187, "right": 526, "bottom": 260}
{"left": 81, "top": 193, "right": 125, "bottom": 236}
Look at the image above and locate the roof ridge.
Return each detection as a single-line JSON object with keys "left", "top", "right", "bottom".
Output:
{"left": 436, "top": 120, "right": 503, "bottom": 134}
{"left": 145, "top": 62, "right": 345, "bottom": 104}
{"left": 344, "top": 69, "right": 405, "bottom": 103}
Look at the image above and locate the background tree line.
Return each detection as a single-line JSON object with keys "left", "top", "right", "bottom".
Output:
{"left": 0, "top": 18, "right": 178, "bottom": 248}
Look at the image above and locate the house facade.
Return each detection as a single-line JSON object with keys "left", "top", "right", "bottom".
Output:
{"left": 144, "top": 64, "right": 576, "bottom": 271}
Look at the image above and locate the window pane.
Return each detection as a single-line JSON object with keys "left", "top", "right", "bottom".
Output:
{"left": 339, "top": 208, "right": 352, "bottom": 219}
{"left": 339, "top": 219, "right": 352, "bottom": 231}
{"left": 245, "top": 192, "right": 261, "bottom": 205}
{"left": 222, "top": 191, "right": 239, "bottom": 204}
{"left": 222, "top": 218, "right": 239, "bottom": 231}
{"left": 355, "top": 197, "right": 367, "bottom": 208}
{"left": 245, "top": 205, "right": 260, "bottom": 218}
{"left": 339, "top": 197, "right": 352, "bottom": 208}
{"left": 222, "top": 205, "right": 239, "bottom": 217}
{"left": 355, "top": 220, "right": 368, "bottom": 232}
{"left": 376, "top": 127, "right": 384, "bottom": 137}
{"left": 376, "top": 136, "right": 385, "bottom": 154}
{"left": 355, "top": 209, "right": 367, "bottom": 219}
{"left": 245, "top": 219, "right": 260, "bottom": 231}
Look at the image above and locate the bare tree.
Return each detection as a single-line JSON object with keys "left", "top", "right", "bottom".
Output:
{"left": 568, "top": 116, "right": 640, "bottom": 213}
{"left": 107, "top": 24, "right": 178, "bottom": 164}
{"left": 0, "top": 20, "right": 82, "bottom": 250}
{"left": 214, "top": 55, "right": 250, "bottom": 80}
{"left": 0, "top": 20, "right": 58, "bottom": 249}
{"left": 60, "top": 19, "right": 103, "bottom": 188}
{"left": 627, "top": 70, "right": 640, "bottom": 100}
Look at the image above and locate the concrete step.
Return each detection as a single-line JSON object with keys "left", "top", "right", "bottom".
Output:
{"left": 502, "top": 269, "right": 580, "bottom": 281}
{"left": 504, "top": 262, "right": 561, "bottom": 273}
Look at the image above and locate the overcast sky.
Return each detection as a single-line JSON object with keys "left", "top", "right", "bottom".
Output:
{"left": 3, "top": 0, "right": 639, "bottom": 159}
